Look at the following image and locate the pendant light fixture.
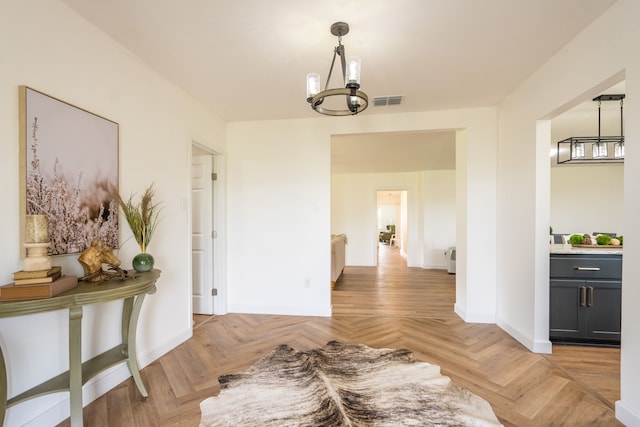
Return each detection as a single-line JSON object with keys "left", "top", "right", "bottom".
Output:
{"left": 306, "top": 22, "right": 369, "bottom": 116}
{"left": 556, "top": 94, "right": 625, "bottom": 164}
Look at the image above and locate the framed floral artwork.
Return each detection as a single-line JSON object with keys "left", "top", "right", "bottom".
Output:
{"left": 19, "top": 86, "right": 119, "bottom": 256}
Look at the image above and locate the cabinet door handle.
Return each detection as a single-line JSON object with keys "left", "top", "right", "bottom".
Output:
{"left": 576, "top": 267, "right": 600, "bottom": 271}
{"left": 579, "top": 286, "right": 586, "bottom": 307}
{"left": 586, "top": 286, "right": 594, "bottom": 307}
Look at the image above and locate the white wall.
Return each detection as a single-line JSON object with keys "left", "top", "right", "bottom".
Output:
{"left": 496, "top": 0, "right": 640, "bottom": 424}
{"left": 332, "top": 172, "right": 422, "bottom": 267}
{"left": 331, "top": 169, "right": 456, "bottom": 270}
{"left": 618, "top": 2, "right": 640, "bottom": 423}
{"left": 227, "top": 107, "right": 498, "bottom": 323}
{"left": 225, "top": 119, "right": 332, "bottom": 316}
{"left": 331, "top": 173, "right": 378, "bottom": 266}
{"left": 399, "top": 191, "right": 409, "bottom": 256}
{"left": 422, "top": 170, "right": 456, "bottom": 269}
{"left": 454, "top": 124, "right": 499, "bottom": 324}
{"left": 0, "top": 1, "right": 226, "bottom": 425}
{"left": 378, "top": 205, "right": 398, "bottom": 232}
{"left": 550, "top": 164, "right": 624, "bottom": 236}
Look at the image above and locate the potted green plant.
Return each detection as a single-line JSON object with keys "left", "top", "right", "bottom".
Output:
{"left": 112, "top": 183, "right": 162, "bottom": 272}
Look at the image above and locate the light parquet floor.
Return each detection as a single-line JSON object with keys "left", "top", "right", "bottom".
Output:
{"left": 58, "top": 244, "right": 621, "bottom": 426}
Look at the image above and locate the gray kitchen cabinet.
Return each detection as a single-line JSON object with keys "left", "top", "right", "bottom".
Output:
{"left": 549, "top": 253, "right": 622, "bottom": 345}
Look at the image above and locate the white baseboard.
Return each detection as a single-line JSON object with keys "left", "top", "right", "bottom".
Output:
{"left": 139, "top": 328, "right": 193, "bottom": 367}
{"left": 496, "top": 317, "right": 552, "bottom": 354}
{"left": 454, "top": 302, "right": 466, "bottom": 320}
{"left": 616, "top": 400, "right": 640, "bottom": 426}
{"left": 454, "top": 303, "right": 496, "bottom": 324}
{"left": 16, "top": 329, "right": 192, "bottom": 427}
{"left": 227, "top": 304, "right": 331, "bottom": 317}
{"left": 421, "top": 264, "right": 447, "bottom": 270}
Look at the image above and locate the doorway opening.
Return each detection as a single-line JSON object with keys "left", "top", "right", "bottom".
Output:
{"left": 376, "top": 190, "right": 407, "bottom": 262}
{"left": 548, "top": 80, "right": 625, "bottom": 342}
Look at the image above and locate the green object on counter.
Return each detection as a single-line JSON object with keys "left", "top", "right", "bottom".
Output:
{"left": 569, "top": 234, "right": 583, "bottom": 245}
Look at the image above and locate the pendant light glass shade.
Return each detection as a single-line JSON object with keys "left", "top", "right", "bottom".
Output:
{"left": 571, "top": 141, "right": 585, "bottom": 159}
{"left": 346, "top": 56, "right": 361, "bottom": 87}
{"left": 306, "top": 73, "right": 320, "bottom": 100}
{"left": 592, "top": 142, "right": 608, "bottom": 158}
{"left": 614, "top": 141, "right": 625, "bottom": 158}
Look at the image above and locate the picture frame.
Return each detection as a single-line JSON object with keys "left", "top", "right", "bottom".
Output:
{"left": 19, "top": 86, "right": 119, "bottom": 256}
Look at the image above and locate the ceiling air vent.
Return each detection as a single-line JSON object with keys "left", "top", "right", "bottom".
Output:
{"left": 373, "top": 95, "right": 403, "bottom": 107}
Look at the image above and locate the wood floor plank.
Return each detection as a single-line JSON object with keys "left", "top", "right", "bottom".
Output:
{"left": 56, "top": 243, "right": 621, "bottom": 426}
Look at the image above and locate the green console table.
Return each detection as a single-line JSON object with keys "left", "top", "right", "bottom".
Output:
{"left": 0, "top": 269, "right": 160, "bottom": 427}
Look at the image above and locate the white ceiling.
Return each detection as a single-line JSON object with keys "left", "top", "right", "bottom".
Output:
{"left": 377, "top": 191, "right": 403, "bottom": 206}
{"left": 60, "top": 0, "right": 619, "bottom": 173}
{"left": 61, "top": 0, "right": 616, "bottom": 122}
{"left": 332, "top": 131, "right": 455, "bottom": 174}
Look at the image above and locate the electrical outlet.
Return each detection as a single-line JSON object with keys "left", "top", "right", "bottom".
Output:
{"left": 304, "top": 278, "right": 311, "bottom": 288}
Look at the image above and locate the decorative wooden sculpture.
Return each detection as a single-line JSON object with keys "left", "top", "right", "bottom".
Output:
{"left": 78, "top": 239, "right": 129, "bottom": 282}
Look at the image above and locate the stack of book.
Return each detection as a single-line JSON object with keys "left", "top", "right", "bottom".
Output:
{"left": 0, "top": 266, "right": 78, "bottom": 301}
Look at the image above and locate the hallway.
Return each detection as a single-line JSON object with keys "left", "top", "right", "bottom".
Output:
{"left": 331, "top": 243, "right": 457, "bottom": 319}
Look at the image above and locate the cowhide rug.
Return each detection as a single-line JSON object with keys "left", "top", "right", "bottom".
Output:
{"left": 199, "top": 340, "right": 503, "bottom": 427}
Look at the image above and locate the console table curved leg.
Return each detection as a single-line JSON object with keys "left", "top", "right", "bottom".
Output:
{"left": 122, "top": 294, "right": 149, "bottom": 397}
{"left": 1, "top": 345, "right": 6, "bottom": 427}
{"left": 68, "top": 306, "right": 83, "bottom": 427}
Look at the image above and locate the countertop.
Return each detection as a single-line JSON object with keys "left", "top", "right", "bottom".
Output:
{"left": 550, "top": 244, "right": 623, "bottom": 255}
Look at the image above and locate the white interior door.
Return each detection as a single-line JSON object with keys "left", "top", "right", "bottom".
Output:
{"left": 192, "top": 154, "right": 214, "bottom": 314}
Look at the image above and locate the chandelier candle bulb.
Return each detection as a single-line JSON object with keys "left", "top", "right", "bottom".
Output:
{"left": 346, "top": 56, "right": 361, "bottom": 86}
{"left": 306, "top": 73, "right": 320, "bottom": 100}
{"left": 25, "top": 214, "right": 49, "bottom": 243}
